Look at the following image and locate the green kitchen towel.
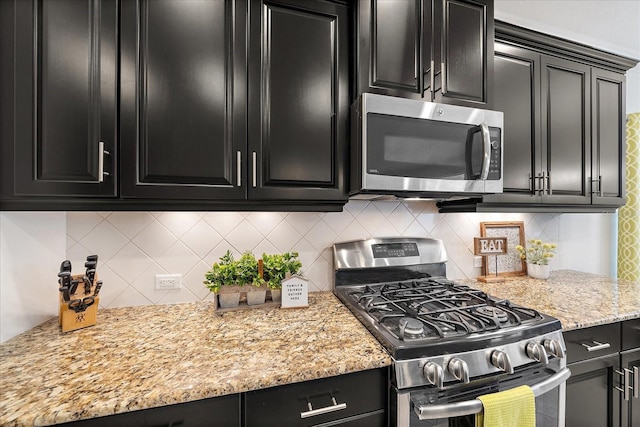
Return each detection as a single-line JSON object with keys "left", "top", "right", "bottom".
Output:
{"left": 618, "top": 112, "right": 640, "bottom": 281}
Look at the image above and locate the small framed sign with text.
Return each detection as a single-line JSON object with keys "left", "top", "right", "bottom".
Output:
{"left": 281, "top": 275, "right": 309, "bottom": 309}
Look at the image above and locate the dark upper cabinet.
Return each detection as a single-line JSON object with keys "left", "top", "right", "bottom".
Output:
{"left": 120, "top": 0, "right": 247, "bottom": 200}
{"left": 591, "top": 68, "right": 626, "bottom": 206}
{"left": 472, "top": 23, "right": 636, "bottom": 212}
{"left": 486, "top": 42, "right": 540, "bottom": 204}
{"left": 247, "top": 0, "right": 349, "bottom": 202}
{"left": 540, "top": 55, "right": 592, "bottom": 205}
{"left": 10, "top": 0, "right": 117, "bottom": 198}
{"left": 357, "top": 0, "right": 493, "bottom": 108}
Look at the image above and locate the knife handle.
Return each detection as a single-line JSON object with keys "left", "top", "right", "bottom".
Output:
{"left": 94, "top": 280, "right": 103, "bottom": 297}
{"left": 60, "top": 260, "right": 72, "bottom": 273}
{"left": 59, "top": 286, "right": 71, "bottom": 302}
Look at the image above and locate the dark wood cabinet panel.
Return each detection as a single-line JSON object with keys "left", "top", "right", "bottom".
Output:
{"left": 436, "top": 0, "right": 493, "bottom": 106}
{"left": 244, "top": 368, "right": 387, "bottom": 427}
{"left": 120, "top": 0, "right": 247, "bottom": 200}
{"left": 620, "top": 348, "right": 640, "bottom": 427}
{"left": 12, "top": 0, "right": 117, "bottom": 197}
{"left": 591, "top": 68, "right": 626, "bottom": 206}
{"left": 248, "top": 0, "right": 348, "bottom": 201}
{"left": 540, "top": 56, "right": 591, "bottom": 205}
{"left": 356, "top": 0, "right": 491, "bottom": 107}
{"left": 483, "top": 43, "right": 539, "bottom": 204}
{"left": 566, "top": 353, "right": 621, "bottom": 427}
{"left": 58, "top": 394, "right": 241, "bottom": 427}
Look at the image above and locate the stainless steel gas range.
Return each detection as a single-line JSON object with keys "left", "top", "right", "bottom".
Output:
{"left": 333, "top": 237, "right": 570, "bottom": 427}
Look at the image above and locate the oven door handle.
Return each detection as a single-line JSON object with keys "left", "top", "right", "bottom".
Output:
{"left": 412, "top": 368, "right": 571, "bottom": 420}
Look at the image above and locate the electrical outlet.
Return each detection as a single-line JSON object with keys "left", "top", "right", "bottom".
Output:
{"left": 473, "top": 256, "right": 483, "bottom": 268}
{"left": 155, "top": 273, "right": 182, "bottom": 290}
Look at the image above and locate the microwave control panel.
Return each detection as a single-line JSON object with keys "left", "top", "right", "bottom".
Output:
{"left": 488, "top": 129, "right": 501, "bottom": 180}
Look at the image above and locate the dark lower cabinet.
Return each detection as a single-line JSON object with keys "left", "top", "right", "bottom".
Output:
{"left": 244, "top": 368, "right": 387, "bottom": 427}
{"left": 566, "top": 353, "right": 621, "bottom": 427}
{"left": 565, "top": 320, "right": 640, "bottom": 427}
{"left": 59, "top": 394, "right": 240, "bottom": 427}
{"left": 9, "top": 0, "right": 117, "bottom": 198}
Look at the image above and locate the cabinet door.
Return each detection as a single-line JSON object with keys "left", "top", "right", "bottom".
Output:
{"left": 357, "top": 0, "right": 430, "bottom": 100}
{"left": 12, "top": 0, "right": 117, "bottom": 197}
{"left": 434, "top": 0, "right": 493, "bottom": 108}
{"left": 566, "top": 353, "right": 621, "bottom": 427}
{"left": 120, "top": 0, "right": 246, "bottom": 200}
{"left": 591, "top": 68, "right": 626, "bottom": 206}
{"left": 540, "top": 56, "right": 591, "bottom": 204}
{"left": 483, "top": 43, "right": 541, "bottom": 204}
{"left": 248, "top": 0, "right": 348, "bottom": 202}
{"left": 620, "top": 348, "right": 640, "bottom": 427}
{"left": 58, "top": 394, "right": 241, "bottom": 426}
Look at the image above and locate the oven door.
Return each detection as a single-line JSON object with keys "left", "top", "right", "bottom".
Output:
{"left": 393, "top": 367, "right": 570, "bottom": 427}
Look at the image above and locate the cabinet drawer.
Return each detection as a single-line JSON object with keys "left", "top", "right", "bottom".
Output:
{"left": 622, "top": 318, "right": 640, "bottom": 350}
{"left": 564, "top": 323, "right": 621, "bottom": 363}
{"left": 244, "top": 368, "right": 387, "bottom": 427}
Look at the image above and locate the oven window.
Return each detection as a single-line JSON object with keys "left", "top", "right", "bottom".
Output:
{"left": 366, "top": 113, "right": 480, "bottom": 180}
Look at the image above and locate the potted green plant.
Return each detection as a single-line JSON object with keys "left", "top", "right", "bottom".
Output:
{"left": 203, "top": 250, "right": 243, "bottom": 308}
{"left": 237, "top": 251, "right": 266, "bottom": 305}
{"left": 262, "top": 251, "right": 302, "bottom": 303}
{"left": 515, "top": 239, "right": 557, "bottom": 280}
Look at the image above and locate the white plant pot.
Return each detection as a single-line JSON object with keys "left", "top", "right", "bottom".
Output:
{"left": 218, "top": 292, "right": 240, "bottom": 308}
{"left": 528, "top": 263, "right": 550, "bottom": 280}
{"left": 246, "top": 289, "right": 267, "bottom": 305}
{"left": 270, "top": 289, "right": 282, "bottom": 303}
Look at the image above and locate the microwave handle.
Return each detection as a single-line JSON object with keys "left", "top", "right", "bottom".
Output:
{"left": 479, "top": 123, "right": 491, "bottom": 180}
{"left": 412, "top": 367, "right": 570, "bottom": 420}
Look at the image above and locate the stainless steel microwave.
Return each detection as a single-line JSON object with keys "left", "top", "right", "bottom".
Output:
{"left": 350, "top": 93, "right": 504, "bottom": 199}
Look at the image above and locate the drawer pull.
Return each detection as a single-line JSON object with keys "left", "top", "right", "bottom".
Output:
{"left": 634, "top": 366, "right": 639, "bottom": 399}
{"left": 581, "top": 340, "right": 610, "bottom": 352}
{"left": 300, "top": 396, "right": 347, "bottom": 419}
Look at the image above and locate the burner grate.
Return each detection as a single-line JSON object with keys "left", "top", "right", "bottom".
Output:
{"left": 347, "top": 278, "right": 541, "bottom": 341}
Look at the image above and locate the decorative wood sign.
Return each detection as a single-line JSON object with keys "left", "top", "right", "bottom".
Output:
{"left": 474, "top": 237, "right": 508, "bottom": 256}
{"left": 480, "top": 221, "right": 527, "bottom": 278}
{"left": 281, "top": 275, "right": 309, "bottom": 309}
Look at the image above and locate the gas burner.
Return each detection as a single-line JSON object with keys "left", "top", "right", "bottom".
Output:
{"left": 399, "top": 317, "right": 424, "bottom": 337}
{"left": 476, "top": 306, "right": 509, "bottom": 323}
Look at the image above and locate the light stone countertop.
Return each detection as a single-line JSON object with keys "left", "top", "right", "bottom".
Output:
{"left": 460, "top": 269, "right": 640, "bottom": 331}
{"left": 0, "top": 292, "right": 392, "bottom": 427}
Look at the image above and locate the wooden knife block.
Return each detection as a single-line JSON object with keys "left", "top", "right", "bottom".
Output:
{"left": 59, "top": 273, "right": 99, "bottom": 333}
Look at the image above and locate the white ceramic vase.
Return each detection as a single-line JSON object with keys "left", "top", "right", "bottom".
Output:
{"left": 528, "top": 263, "right": 550, "bottom": 280}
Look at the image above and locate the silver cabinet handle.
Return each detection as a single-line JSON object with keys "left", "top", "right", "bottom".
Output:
{"left": 441, "top": 61, "right": 446, "bottom": 94}
{"left": 615, "top": 368, "right": 632, "bottom": 401}
{"left": 546, "top": 171, "right": 552, "bottom": 195}
{"left": 591, "top": 175, "right": 603, "bottom": 197}
{"left": 98, "top": 141, "right": 110, "bottom": 183}
{"left": 300, "top": 396, "right": 346, "bottom": 419}
{"left": 252, "top": 151, "right": 257, "bottom": 188}
{"left": 581, "top": 340, "right": 611, "bottom": 352}
{"left": 428, "top": 60, "right": 435, "bottom": 99}
{"left": 413, "top": 368, "right": 571, "bottom": 420}
{"left": 236, "top": 151, "right": 242, "bottom": 187}
{"left": 634, "top": 366, "right": 639, "bottom": 399}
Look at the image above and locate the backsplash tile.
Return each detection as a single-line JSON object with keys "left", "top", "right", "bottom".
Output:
{"left": 66, "top": 201, "right": 565, "bottom": 309}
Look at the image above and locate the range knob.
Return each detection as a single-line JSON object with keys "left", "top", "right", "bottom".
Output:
{"left": 423, "top": 361, "right": 444, "bottom": 388}
{"left": 490, "top": 350, "right": 514, "bottom": 374}
{"left": 543, "top": 338, "right": 565, "bottom": 358}
{"left": 448, "top": 358, "right": 470, "bottom": 384}
{"left": 526, "top": 341, "right": 549, "bottom": 364}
